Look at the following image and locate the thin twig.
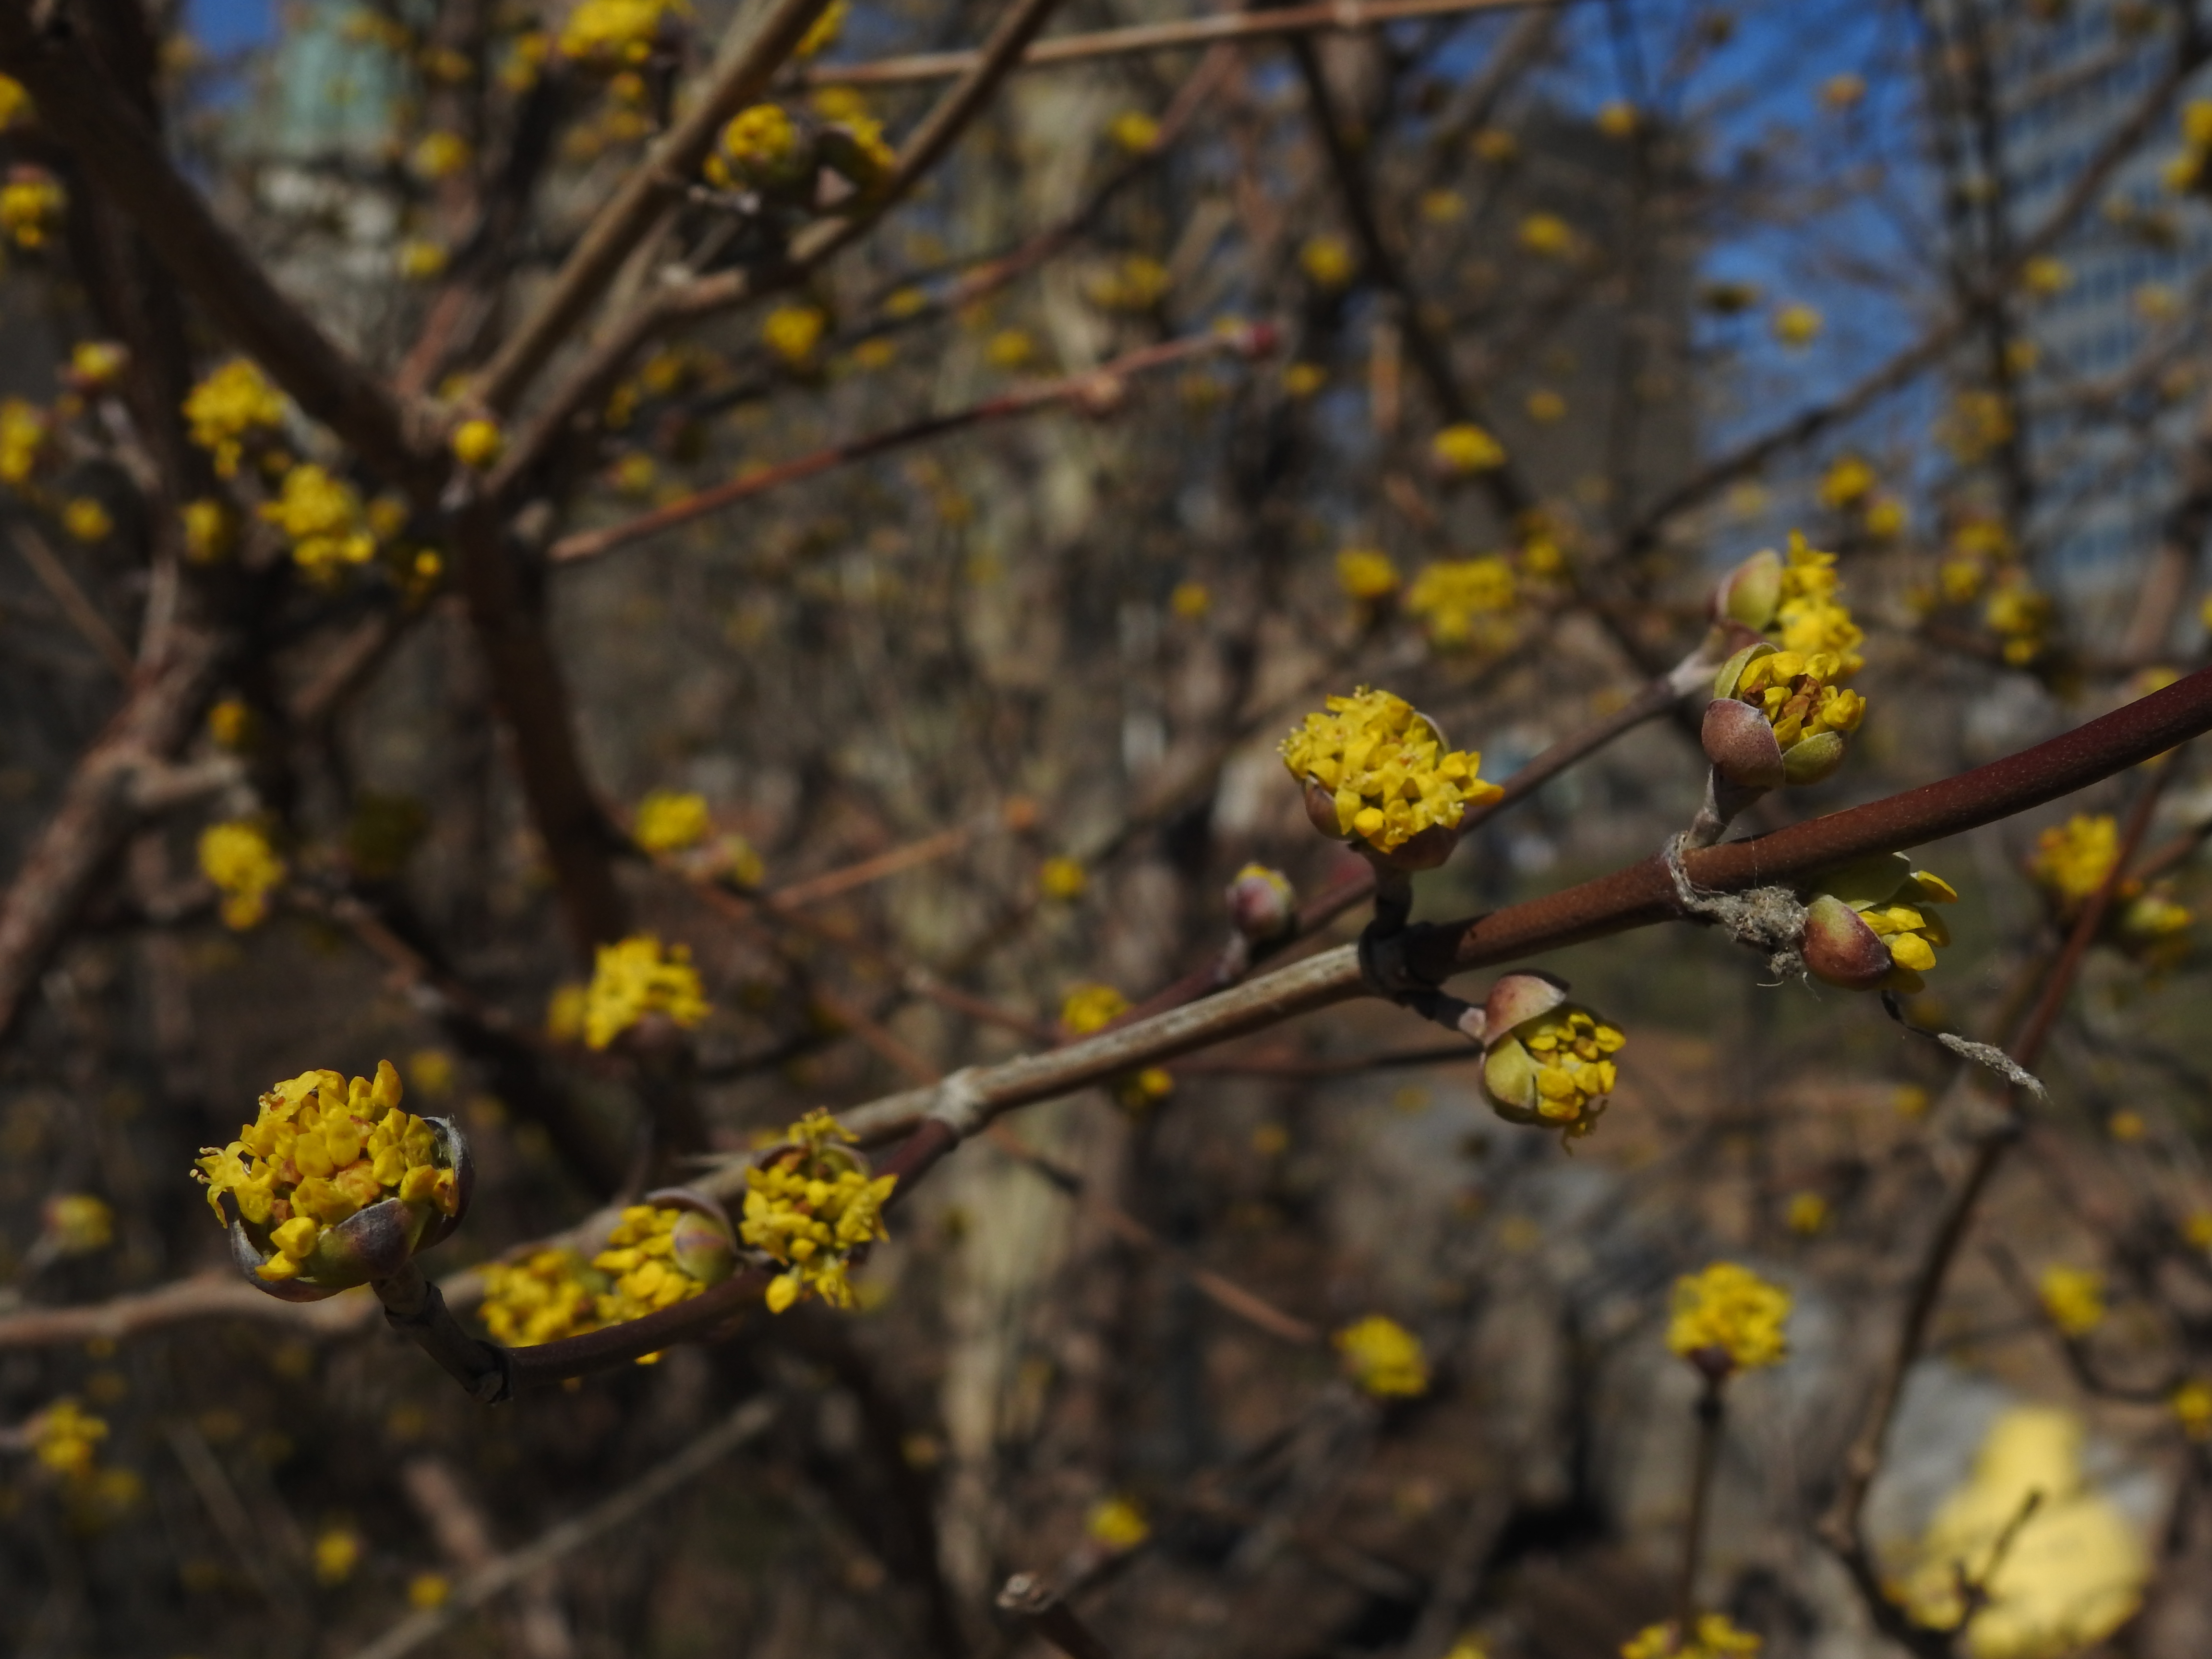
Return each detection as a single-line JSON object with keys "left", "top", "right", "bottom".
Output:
{"left": 6, "top": 522, "right": 134, "bottom": 678}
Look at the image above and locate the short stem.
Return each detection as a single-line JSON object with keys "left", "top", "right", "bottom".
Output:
{"left": 374, "top": 1260, "right": 514, "bottom": 1405}
{"left": 1677, "top": 1372, "right": 1727, "bottom": 1635}
{"left": 1684, "top": 771, "right": 1766, "bottom": 850}
{"left": 1369, "top": 863, "right": 1415, "bottom": 937}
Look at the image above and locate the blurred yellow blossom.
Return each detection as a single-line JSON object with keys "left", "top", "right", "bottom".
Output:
{"left": 1620, "top": 1615, "right": 1761, "bottom": 1658}
{"left": 1300, "top": 234, "right": 1354, "bottom": 289}
{"left": 1060, "top": 983, "right": 1129, "bottom": 1034}
{"left": 1407, "top": 556, "right": 1515, "bottom": 647}
{"left": 61, "top": 498, "right": 111, "bottom": 543}
{"left": 41, "top": 1194, "right": 113, "bottom": 1255}
{"left": 1786, "top": 1192, "right": 1828, "bottom": 1236}
{"left": 314, "top": 1526, "right": 362, "bottom": 1585}
{"left": 582, "top": 934, "right": 709, "bottom": 1048}
{"left": 1668, "top": 1262, "right": 1790, "bottom": 1373}
{"left": 2174, "top": 1380, "right": 2212, "bottom": 1440}
{"left": 743, "top": 1108, "right": 895, "bottom": 1312}
{"left": 1431, "top": 423, "right": 1506, "bottom": 476}
{"left": 2039, "top": 1266, "right": 2104, "bottom": 1337}
{"left": 198, "top": 820, "right": 285, "bottom": 929}
{"left": 1334, "top": 1314, "right": 1429, "bottom": 1397}
{"left": 1518, "top": 212, "right": 1575, "bottom": 257}
{"left": 184, "top": 359, "right": 286, "bottom": 478}
{"left": 1039, "top": 856, "right": 1087, "bottom": 900}
{"left": 451, "top": 419, "right": 504, "bottom": 469}
{"left": 1171, "top": 581, "right": 1210, "bottom": 618}
{"left": 764, "top": 303, "right": 828, "bottom": 366}
{"left": 260, "top": 465, "right": 376, "bottom": 580}
{"left": 634, "top": 789, "right": 710, "bottom": 853}
{"left": 1336, "top": 548, "right": 1400, "bottom": 601}
{"left": 1772, "top": 304, "right": 1823, "bottom": 346}
{"left": 1107, "top": 109, "right": 1159, "bottom": 153}
{"left": 1087, "top": 1496, "right": 1150, "bottom": 1549}
{"left": 0, "top": 166, "right": 64, "bottom": 248}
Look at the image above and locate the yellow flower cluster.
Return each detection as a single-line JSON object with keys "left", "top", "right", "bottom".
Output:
{"left": 581, "top": 934, "right": 709, "bottom": 1049}
{"left": 197, "top": 819, "right": 286, "bottom": 929}
{"left": 31, "top": 1397, "right": 107, "bottom": 1478}
{"left": 184, "top": 358, "right": 286, "bottom": 478}
{"left": 1984, "top": 573, "right": 2054, "bottom": 666}
{"left": 1088, "top": 253, "right": 1172, "bottom": 312}
{"left": 2175, "top": 1380, "right": 2212, "bottom": 1441}
{"left": 1517, "top": 1007, "right": 1623, "bottom": 1127}
{"left": 0, "top": 73, "right": 28, "bottom": 130}
{"left": 2166, "top": 98, "right": 2212, "bottom": 193}
{"left": 182, "top": 498, "right": 234, "bottom": 562}
{"left": 634, "top": 789, "right": 710, "bottom": 853}
{"left": 742, "top": 1109, "right": 897, "bottom": 1312}
{"left": 1770, "top": 533, "right": 1864, "bottom": 677}
{"left": 410, "top": 131, "right": 472, "bottom": 180}
{"left": 1334, "top": 1314, "right": 1429, "bottom": 1397}
{"left": 1667, "top": 1262, "right": 1791, "bottom": 1373}
{"left": 1060, "top": 982, "right": 1130, "bottom": 1034}
{"left": 1279, "top": 687, "right": 1501, "bottom": 854}
{"left": 557, "top": 0, "right": 686, "bottom": 65}
{"left": 1620, "top": 1614, "right": 1761, "bottom": 1658}
{"left": 192, "top": 1062, "right": 457, "bottom": 1283}
{"left": 595, "top": 1203, "right": 724, "bottom": 1322}
{"left": 1854, "top": 867, "right": 1955, "bottom": 989}
{"left": 1300, "top": 234, "right": 1354, "bottom": 288}
{"left": 0, "top": 166, "right": 65, "bottom": 248}
{"left": 1772, "top": 303, "right": 1822, "bottom": 346}
{"left": 69, "top": 341, "right": 128, "bottom": 389}
{"left": 2040, "top": 1265, "right": 2104, "bottom": 1337}
{"left": 1108, "top": 109, "right": 1159, "bottom": 153}
{"left": 1728, "top": 650, "right": 1866, "bottom": 747}
{"left": 763, "top": 303, "right": 827, "bottom": 365}
{"left": 478, "top": 1248, "right": 603, "bottom": 1346}
{"left": 1407, "top": 556, "right": 1515, "bottom": 648}
{"left": 451, "top": 418, "right": 504, "bottom": 469}
{"left": 260, "top": 465, "right": 377, "bottom": 580}
{"left": 1518, "top": 212, "right": 1575, "bottom": 256}
{"left": 1039, "top": 855, "right": 1087, "bottom": 900}
{"left": 794, "top": 0, "right": 845, "bottom": 57}
{"left": 708, "top": 104, "right": 804, "bottom": 189}
{"left": 1087, "top": 1496, "right": 1150, "bottom": 1549}
{"left": 2029, "top": 814, "right": 2117, "bottom": 907}
{"left": 0, "top": 397, "right": 45, "bottom": 481}
{"left": 1337, "top": 548, "right": 1400, "bottom": 601}
{"left": 1431, "top": 423, "right": 1506, "bottom": 476}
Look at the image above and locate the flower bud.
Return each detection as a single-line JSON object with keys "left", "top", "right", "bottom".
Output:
{"left": 1800, "top": 894, "right": 1893, "bottom": 989}
{"left": 1225, "top": 863, "right": 1297, "bottom": 943}
{"left": 1280, "top": 688, "right": 1501, "bottom": 871}
{"left": 1803, "top": 854, "right": 1960, "bottom": 993}
{"left": 1712, "top": 547, "right": 1782, "bottom": 631}
{"left": 193, "top": 1062, "right": 473, "bottom": 1302}
{"left": 647, "top": 1187, "right": 739, "bottom": 1286}
{"left": 1700, "top": 696, "right": 1786, "bottom": 789}
{"left": 1480, "top": 970, "right": 1569, "bottom": 1042}
{"left": 1478, "top": 989, "right": 1624, "bottom": 1141}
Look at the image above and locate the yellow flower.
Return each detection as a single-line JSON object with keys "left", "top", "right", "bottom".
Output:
{"left": 1668, "top": 1262, "right": 1791, "bottom": 1373}
{"left": 1772, "top": 303, "right": 1823, "bottom": 346}
{"left": 763, "top": 303, "right": 828, "bottom": 366}
{"left": 1088, "top": 253, "right": 1171, "bottom": 312}
{"left": 450, "top": 418, "right": 504, "bottom": 469}
{"left": 61, "top": 498, "right": 112, "bottom": 543}
{"left": 1300, "top": 234, "right": 1355, "bottom": 289}
{"left": 181, "top": 497, "right": 235, "bottom": 563}
{"left": 1595, "top": 100, "right": 1637, "bottom": 138}
{"left": 190, "top": 1061, "right": 462, "bottom": 1285}
{"left": 1482, "top": 1002, "right": 1624, "bottom": 1141}
{"left": 1985, "top": 573, "right": 2053, "bottom": 666}
{"left": 2039, "top": 1265, "right": 2104, "bottom": 1337}
{"left": 556, "top": 0, "right": 685, "bottom": 65}
{"left": 1525, "top": 387, "right": 1566, "bottom": 423}
{"left": 1802, "top": 856, "right": 1958, "bottom": 993}
{"left": 314, "top": 1526, "right": 362, "bottom": 1585}
{"left": 984, "top": 328, "right": 1034, "bottom": 370}
{"left": 1108, "top": 109, "right": 1159, "bottom": 153}
{"left": 634, "top": 789, "right": 710, "bottom": 853}
{"left": 184, "top": 359, "right": 286, "bottom": 478}
{"left": 1419, "top": 188, "right": 1466, "bottom": 223}
{"left": 793, "top": 0, "right": 844, "bottom": 58}
{"left": 611, "top": 451, "right": 656, "bottom": 497}
{"left": 260, "top": 465, "right": 377, "bottom": 580}
{"left": 1334, "top": 1315, "right": 1429, "bottom": 1397}
{"left": 206, "top": 696, "right": 254, "bottom": 751}
{"left": 69, "top": 341, "right": 128, "bottom": 389}
{"left": 409, "top": 131, "right": 472, "bottom": 180}
{"left": 2021, "top": 255, "right": 2071, "bottom": 297}
{"left": 1863, "top": 497, "right": 1907, "bottom": 540}
{"left": 2136, "top": 282, "right": 2180, "bottom": 322}
{"left": 1620, "top": 1614, "right": 1761, "bottom": 1658}
{"left": 582, "top": 934, "right": 709, "bottom": 1048}
{"left": 1472, "top": 126, "right": 1517, "bottom": 162}
{"left": 408, "top": 1573, "right": 451, "bottom": 1611}
{"left": 0, "top": 396, "right": 46, "bottom": 482}
{"left": 41, "top": 1194, "right": 113, "bottom": 1255}
{"left": 1785, "top": 1191, "right": 1828, "bottom": 1236}
{"left": 0, "top": 73, "right": 30, "bottom": 131}
{"left": 1170, "top": 581, "right": 1210, "bottom": 619}
{"left": 1407, "top": 556, "right": 1515, "bottom": 647}
{"left": 1060, "top": 982, "right": 1129, "bottom": 1034}
{"left": 1039, "top": 856, "right": 1087, "bottom": 900}
{"left": 198, "top": 819, "right": 286, "bottom": 929}
{"left": 742, "top": 1108, "right": 896, "bottom": 1312}
{"left": 1279, "top": 687, "right": 1501, "bottom": 855}
{"left": 30, "top": 1398, "right": 108, "bottom": 1479}
{"left": 710, "top": 103, "right": 805, "bottom": 189}
{"left": 1443, "top": 1641, "right": 1490, "bottom": 1659}
{"left": 1517, "top": 212, "right": 1575, "bottom": 257}
{"left": 547, "top": 983, "right": 589, "bottom": 1043}
{"left": 397, "top": 239, "right": 448, "bottom": 279}
{"left": 1430, "top": 423, "right": 1506, "bottom": 476}
{"left": 1898, "top": 1406, "right": 2145, "bottom": 1657}
{"left": 590, "top": 1202, "right": 735, "bottom": 1323}
{"left": 1945, "top": 388, "right": 2014, "bottom": 462}
{"left": 1087, "top": 1496, "right": 1150, "bottom": 1549}
{"left": 1336, "top": 548, "right": 1400, "bottom": 601}
{"left": 2028, "top": 814, "right": 2117, "bottom": 907}
{"left": 718, "top": 833, "right": 766, "bottom": 888}
{"left": 0, "top": 166, "right": 65, "bottom": 248}
{"left": 2174, "top": 1380, "right": 2212, "bottom": 1441}
{"left": 479, "top": 1247, "right": 605, "bottom": 1346}
{"left": 1283, "top": 361, "right": 1327, "bottom": 398}
{"left": 1816, "top": 454, "right": 1875, "bottom": 510}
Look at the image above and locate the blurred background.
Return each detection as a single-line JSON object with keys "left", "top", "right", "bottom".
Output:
{"left": 2, "top": 0, "right": 2212, "bottom": 1655}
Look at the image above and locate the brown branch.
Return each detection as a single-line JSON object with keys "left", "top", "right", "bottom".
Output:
{"left": 799, "top": 0, "right": 1556, "bottom": 87}
{"left": 548, "top": 328, "right": 1269, "bottom": 564}
{"left": 472, "top": 0, "right": 842, "bottom": 413}
{"left": 0, "top": 622, "right": 225, "bottom": 1041}
{"left": 7, "top": 521, "right": 134, "bottom": 678}
{"left": 997, "top": 1573, "right": 1119, "bottom": 1659}
{"left": 0, "top": 2, "right": 426, "bottom": 485}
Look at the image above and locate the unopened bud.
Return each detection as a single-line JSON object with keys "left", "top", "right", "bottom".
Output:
{"left": 1800, "top": 894, "right": 1893, "bottom": 989}
{"left": 1712, "top": 547, "right": 1782, "bottom": 631}
{"left": 646, "top": 1188, "right": 739, "bottom": 1287}
{"left": 1701, "top": 697, "right": 1785, "bottom": 790}
{"left": 1225, "top": 863, "right": 1297, "bottom": 943}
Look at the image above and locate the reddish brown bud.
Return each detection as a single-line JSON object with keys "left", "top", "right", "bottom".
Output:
{"left": 1801, "top": 894, "right": 1893, "bottom": 989}
{"left": 1701, "top": 697, "right": 1786, "bottom": 789}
